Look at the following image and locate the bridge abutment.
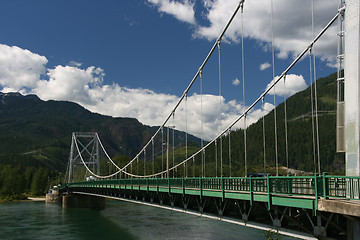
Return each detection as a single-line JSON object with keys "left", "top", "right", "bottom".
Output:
{"left": 62, "top": 193, "right": 105, "bottom": 209}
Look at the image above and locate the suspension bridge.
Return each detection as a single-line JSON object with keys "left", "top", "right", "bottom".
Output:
{"left": 59, "top": 0, "right": 360, "bottom": 239}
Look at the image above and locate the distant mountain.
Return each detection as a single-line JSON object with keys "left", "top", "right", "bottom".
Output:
{"left": 0, "top": 72, "right": 345, "bottom": 175}
{"left": 0, "top": 92, "right": 201, "bottom": 170}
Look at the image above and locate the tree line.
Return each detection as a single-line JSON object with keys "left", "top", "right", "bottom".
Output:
{"left": 0, "top": 164, "right": 60, "bottom": 201}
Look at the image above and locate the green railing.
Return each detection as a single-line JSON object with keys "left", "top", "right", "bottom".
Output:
{"left": 61, "top": 175, "right": 360, "bottom": 202}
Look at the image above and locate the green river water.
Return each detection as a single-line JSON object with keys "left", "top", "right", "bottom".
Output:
{"left": 0, "top": 200, "right": 299, "bottom": 240}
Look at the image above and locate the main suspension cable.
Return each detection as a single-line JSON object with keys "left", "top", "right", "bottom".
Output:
{"left": 75, "top": 2, "right": 340, "bottom": 179}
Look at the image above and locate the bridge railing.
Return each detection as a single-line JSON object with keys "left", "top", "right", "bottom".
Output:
{"left": 325, "top": 176, "right": 360, "bottom": 200}
{"left": 62, "top": 175, "right": 360, "bottom": 201}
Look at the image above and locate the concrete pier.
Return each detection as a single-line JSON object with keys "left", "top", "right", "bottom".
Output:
{"left": 45, "top": 193, "right": 60, "bottom": 203}
{"left": 62, "top": 193, "right": 105, "bottom": 209}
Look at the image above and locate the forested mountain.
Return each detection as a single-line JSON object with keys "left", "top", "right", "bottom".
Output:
{"left": 0, "top": 72, "right": 345, "bottom": 199}
{"left": 201, "top": 72, "right": 344, "bottom": 176}
{"left": 0, "top": 92, "right": 200, "bottom": 169}
{"left": 0, "top": 92, "right": 201, "bottom": 199}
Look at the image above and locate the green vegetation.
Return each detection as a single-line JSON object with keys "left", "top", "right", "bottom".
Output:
{"left": 0, "top": 72, "right": 345, "bottom": 199}
{"left": 0, "top": 164, "right": 60, "bottom": 201}
{"left": 152, "top": 72, "right": 344, "bottom": 176}
{"left": 265, "top": 230, "right": 281, "bottom": 240}
{"left": 202, "top": 72, "right": 344, "bottom": 175}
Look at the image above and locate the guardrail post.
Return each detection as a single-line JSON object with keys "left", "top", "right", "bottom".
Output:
{"left": 322, "top": 172, "right": 328, "bottom": 199}
{"left": 200, "top": 177, "right": 203, "bottom": 200}
{"left": 156, "top": 177, "right": 159, "bottom": 194}
{"left": 168, "top": 178, "right": 171, "bottom": 195}
{"left": 147, "top": 178, "right": 149, "bottom": 193}
{"left": 182, "top": 177, "right": 185, "bottom": 196}
{"left": 314, "top": 174, "right": 318, "bottom": 215}
{"left": 221, "top": 176, "right": 225, "bottom": 201}
{"left": 249, "top": 176, "right": 253, "bottom": 206}
{"left": 267, "top": 174, "right": 271, "bottom": 210}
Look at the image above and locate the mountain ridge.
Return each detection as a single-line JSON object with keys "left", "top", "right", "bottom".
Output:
{"left": 0, "top": 92, "right": 201, "bottom": 170}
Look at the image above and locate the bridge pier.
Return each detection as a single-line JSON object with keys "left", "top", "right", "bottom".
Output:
{"left": 214, "top": 199, "right": 227, "bottom": 217}
{"left": 62, "top": 193, "right": 105, "bottom": 209}
{"left": 347, "top": 218, "right": 360, "bottom": 240}
{"left": 196, "top": 197, "right": 206, "bottom": 213}
{"left": 182, "top": 196, "right": 190, "bottom": 210}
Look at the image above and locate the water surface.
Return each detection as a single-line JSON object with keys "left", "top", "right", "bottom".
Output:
{"left": 0, "top": 200, "right": 298, "bottom": 240}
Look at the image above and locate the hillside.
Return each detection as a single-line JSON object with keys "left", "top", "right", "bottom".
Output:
{"left": 0, "top": 71, "right": 345, "bottom": 176}
{"left": 0, "top": 92, "right": 200, "bottom": 171}
{"left": 202, "top": 72, "right": 344, "bottom": 176}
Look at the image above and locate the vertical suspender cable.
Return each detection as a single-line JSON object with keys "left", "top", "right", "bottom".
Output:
{"left": 200, "top": 69, "right": 204, "bottom": 177}
{"left": 215, "top": 139, "right": 218, "bottom": 177}
{"left": 218, "top": 39, "right": 223, "bottom": 177}
{"left": 167, "top": 126, "right": 169, "bottom": 178}
{"left": 130, "top": 162, "right": 133, "bottom": 178}
{"left": 312, "top": 0, "right": 321, "bottom": 174}
{"left": 193, "top": 156, "right": 195, "bottom": 177}
{"left": 161, "top": 127, "right": 164, "bottom": 178}
{"left": 203, "top": 149, "right": 206, "bottom": 177}
{"left": 172, "top": 113, "right": 175, "bottom": 178}
{"left": 229, "top": 129, "right": 232, "bottom": 177}
{"left": 262, "top": 97, "right": 266, "bottom": 173}
{"left": 241, "top": 3, "right": 247, "bottom": 177}
{"left": 185, "top": 94, "right": 188, "bottom": 178}
{"left": 144, "top": 149, "right": 146, "bottom": 176}
{"left": 152, "top": 138, "right": 154, "bottom": 175}
{"left": 137, "top": 156, "right": 139, "bottom": 176}
{"left": 283, "top": 75, "right": 289, "bottom": 169}
{"left": 309, "top": 49, "right": 317, "bottom": 173}
{"left": 271, "top": 0, "right": 279, "bottom": 176}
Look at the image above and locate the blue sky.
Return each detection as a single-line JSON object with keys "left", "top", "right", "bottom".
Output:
{"left": 0, "top": 0, "right": 339, "bottom": 139}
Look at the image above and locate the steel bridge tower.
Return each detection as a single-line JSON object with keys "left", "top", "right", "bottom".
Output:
{"left": 67, "top": 132, "right": 100, "bottom": 183}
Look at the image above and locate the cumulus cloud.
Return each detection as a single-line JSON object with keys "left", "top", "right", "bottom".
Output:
{"left": 0, "top": 44, "right": 47, "bottom": 92}
{"left": 260, "top": 62, "right": 271, "bottom": 71}
{"left": 34, "top": 65, "right": 105, "bottom": 105}
{"left": 0, "top": 44, "right": 304, "bottom": 140}
{"left": 232, "top": 78, "right": 240, "bottom": 86}
{"left": 186, "top": 0, "right": 337, "bottom": 66}
{"left": 266, "top": 74, "right": 307, "bottom": 97}
{"left": 147, "top": 0, "right": 196, "bottom": 24}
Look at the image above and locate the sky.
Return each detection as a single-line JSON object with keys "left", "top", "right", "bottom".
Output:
{"left": 0, "top": 0, "right": 340, "bottom": 140}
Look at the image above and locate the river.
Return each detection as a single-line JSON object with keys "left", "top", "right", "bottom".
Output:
{"left": 0, "top": 200, "right": 300, "bottom": 240}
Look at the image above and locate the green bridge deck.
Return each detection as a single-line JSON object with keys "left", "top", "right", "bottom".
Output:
{"left": 61, "top": 174, "right": 360, "bottom": 212}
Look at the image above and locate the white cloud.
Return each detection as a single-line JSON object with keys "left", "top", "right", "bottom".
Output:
{"left": 69, "top": 61, "right": 82, "bottom": 67}
{"left": 0, "top": 44, "right": 306, "bottom": 141}
{"left": 0, "top": 44, "right": 47, "bottom": 92}
{"left": 266, "top": 74, "right": 307, "bottom": 97}
{"left": 147, "top": 0, "right": 196, "bottom": 24}
{"left": 232, "top": 78, "right": 240, "bottom": 86}
{"left": 191, "top": 0, "right": 338, "bottom": 66}
{"left": 34, "top": 65, "right": 105, "bottom": 105}
{"left": 260, "top": 62, "right": 271, "bottom": 71}
{"left": 0, "top": 44, "right": 266, "bottom": 140}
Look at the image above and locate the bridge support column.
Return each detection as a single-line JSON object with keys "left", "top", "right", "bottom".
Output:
{"left": 182, "top": 196, "right": 190, "bottom": 210}
{"left": 214, "top": 199, "right": 227, "bottom": 217}
{"left": 196, "top": 197, "right": 206, "bottom": 213}
{"left": 169, "top": 195, "right": 176, "bottom": 208}
{"left": 62, "top": 193, "right": 105, "bottom": 209}
{"left": 313, "top": 215, "right": 326, "bottom": 237}
{"left": 347, "top": 218, "right": 360, "bottom": 240}
{"left": 344, "top": 0, "right": 360, "bottom": 176}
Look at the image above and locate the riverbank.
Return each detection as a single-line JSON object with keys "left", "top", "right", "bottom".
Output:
{"left": 27, "top": 197, "right": 45, "bottom": 201}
